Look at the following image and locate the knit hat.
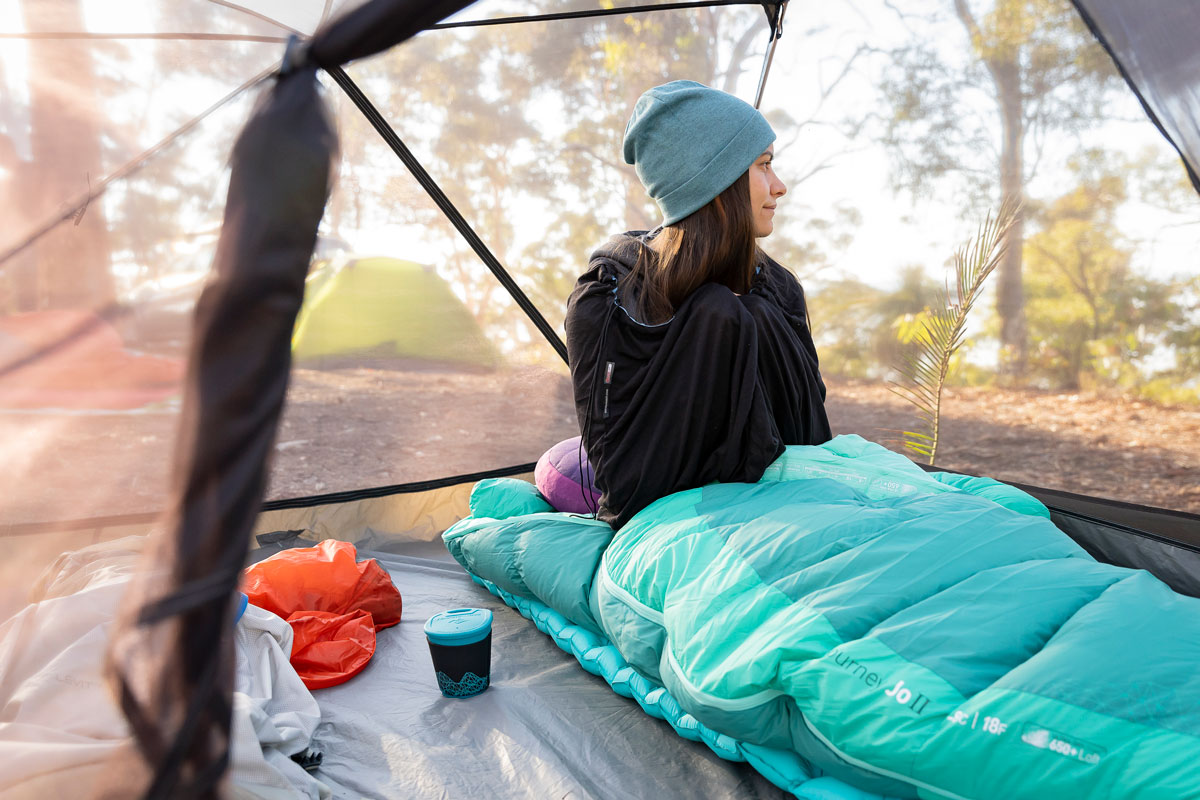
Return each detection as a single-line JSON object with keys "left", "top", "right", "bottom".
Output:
{"left": 623, "top": 80, "right": 776, "bottom": 226}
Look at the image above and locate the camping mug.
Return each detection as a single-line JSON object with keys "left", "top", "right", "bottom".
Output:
{"left": 424, "top": 608, "right": 493, "bottom": 698}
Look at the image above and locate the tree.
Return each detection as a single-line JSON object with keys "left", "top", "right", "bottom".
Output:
{"left": 878, "top": 0, "right": 1119, "bottom": 375}
{"left": 0, "top": 129, "right": 33, "bottom": 314}
{"left": 1163, "top": 276, "right": 1200, "bottom": 390}
{"left": 1022, "top": 153, "right": 1182, "bottom": 391}
{"left": 810, "top": 265, "right": 940, "bottom": 379}
{"left": 338, "top": 18, "right": 554, "bottom": 356}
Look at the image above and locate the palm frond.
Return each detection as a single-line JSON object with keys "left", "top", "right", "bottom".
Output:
{"left": 890, "top": 200, "right": 1019, "bottom": 465}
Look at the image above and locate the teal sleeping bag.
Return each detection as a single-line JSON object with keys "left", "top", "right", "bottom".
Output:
{"left": 445, "top": 435, "right": 1200, "bottom": 799}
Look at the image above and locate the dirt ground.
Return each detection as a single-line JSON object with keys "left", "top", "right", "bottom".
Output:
{"left": 271, "top": 367, "right": 1200, "bottom": 514}
{"left": 3, "top": 366, "right": 1198, "bottom": 527}
{"left": 2, "top": 367, "right": 1200, "bottom": 527}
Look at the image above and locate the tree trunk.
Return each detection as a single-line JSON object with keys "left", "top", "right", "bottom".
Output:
{"left": 21, "top": 0, "right": 113, "bottom": 311}
{"left": 1068, "top": 340, "right": 1084, "bottom": 391}
{"left": 721, "top": 19, "right": 761, "bottom": 94}
{"left": 995, "top": 60, "right": 1027, "bottom": 377}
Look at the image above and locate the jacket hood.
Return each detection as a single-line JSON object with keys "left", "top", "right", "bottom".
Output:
{"left": 588, "top": 231, "right": 654, "bottom": 277}
{"left": 585, "top": 231, "right": 659, "bottom": 316}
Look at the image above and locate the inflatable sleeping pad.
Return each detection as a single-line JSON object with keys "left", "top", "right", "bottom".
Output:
{"left": 444, "top": 435, "right": 1200, "bottom": 799}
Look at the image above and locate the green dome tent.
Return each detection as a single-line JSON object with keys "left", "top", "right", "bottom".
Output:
{"left": 1, "top": 1, "right": 1199, "bottom": 798}
{"left": 291, "top": 257, "right": 498, "bottom": 368}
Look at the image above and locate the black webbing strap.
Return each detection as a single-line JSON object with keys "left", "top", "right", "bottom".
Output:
{"left": 260, "top": 461, "right": 539, "bottom": 509}
{"left": 0, "top": 460, "right": 539, "bottom": 538}
{"left": 429, "top": 1, "right": 777, "bottom": 30}
{"left": 325, "top": 64, "right": 570, "bottom": 364}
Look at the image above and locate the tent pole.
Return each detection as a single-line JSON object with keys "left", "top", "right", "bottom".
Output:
{"left": 754, "top": 1, "right": 788, "bottom": 109}
{"left": 324, "top": 65, "right": 571, "bottom": 364}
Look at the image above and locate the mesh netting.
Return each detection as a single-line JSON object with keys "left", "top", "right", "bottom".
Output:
{"left": 0, "top": 2, "right": 774, "bottom": 618}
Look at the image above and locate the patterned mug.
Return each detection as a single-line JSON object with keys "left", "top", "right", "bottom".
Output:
{"left": 424, "top": 608, "right": 493, "bottom": 698}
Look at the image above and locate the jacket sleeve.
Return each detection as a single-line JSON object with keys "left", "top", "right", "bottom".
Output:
{"left": 754, "top": 256, "right": 827, "bottom": 402}
{"left": 755, "top": 257, "right": 813, "bottom": 334}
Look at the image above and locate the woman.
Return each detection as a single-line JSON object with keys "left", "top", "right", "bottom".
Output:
{"left": 565, "top": 80, "right": 832, "bottom": 529}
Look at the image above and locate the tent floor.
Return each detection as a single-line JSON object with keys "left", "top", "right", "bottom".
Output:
{"left": 308, "top": 545, "right": 792, "bottom": 799}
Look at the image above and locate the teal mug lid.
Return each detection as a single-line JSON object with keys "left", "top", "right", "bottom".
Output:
{"left": 424, "top": 608, "right": 493, "bottom": 646}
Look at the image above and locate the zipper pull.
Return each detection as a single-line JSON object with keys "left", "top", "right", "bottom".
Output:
{"left": 602, "top": 361, "right": 614, "bottom": 418}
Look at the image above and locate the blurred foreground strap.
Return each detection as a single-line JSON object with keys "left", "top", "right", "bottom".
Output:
{"left": 97, "top": 1, "right": 476, "bottom": 798}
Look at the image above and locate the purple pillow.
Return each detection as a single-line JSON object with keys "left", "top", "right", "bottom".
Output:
{"left": 535, "top": 436, "right": 600, "bottom": 514}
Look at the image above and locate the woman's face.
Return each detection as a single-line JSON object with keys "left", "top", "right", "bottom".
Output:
{"left": 748, "top": 146, "right": 786, "bottom": 237}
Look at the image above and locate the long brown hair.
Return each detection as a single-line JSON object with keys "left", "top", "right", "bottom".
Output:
{"left": 629, "top": 172, "right": 759, "bottom": 324}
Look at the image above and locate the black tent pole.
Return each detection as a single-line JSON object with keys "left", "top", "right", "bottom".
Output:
{"left": 324, "top": 64, "right": 571, "bottom": 364}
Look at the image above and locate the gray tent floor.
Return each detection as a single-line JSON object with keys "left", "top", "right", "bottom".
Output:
{"left": 312, "top": 545, "right": 788, "bottom": 799}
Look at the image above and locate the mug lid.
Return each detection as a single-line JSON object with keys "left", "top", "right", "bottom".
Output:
{"left": 424, "top": 608, "right": 493, "bottom": 645}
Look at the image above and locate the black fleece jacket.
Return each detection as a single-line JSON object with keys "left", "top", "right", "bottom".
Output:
{"left": 565, "top": 231, "right": 832, "bottom": 529}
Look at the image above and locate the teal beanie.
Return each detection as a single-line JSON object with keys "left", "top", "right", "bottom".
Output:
{"left": 623, "top": 80, "right": 776, "bottom": 226}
